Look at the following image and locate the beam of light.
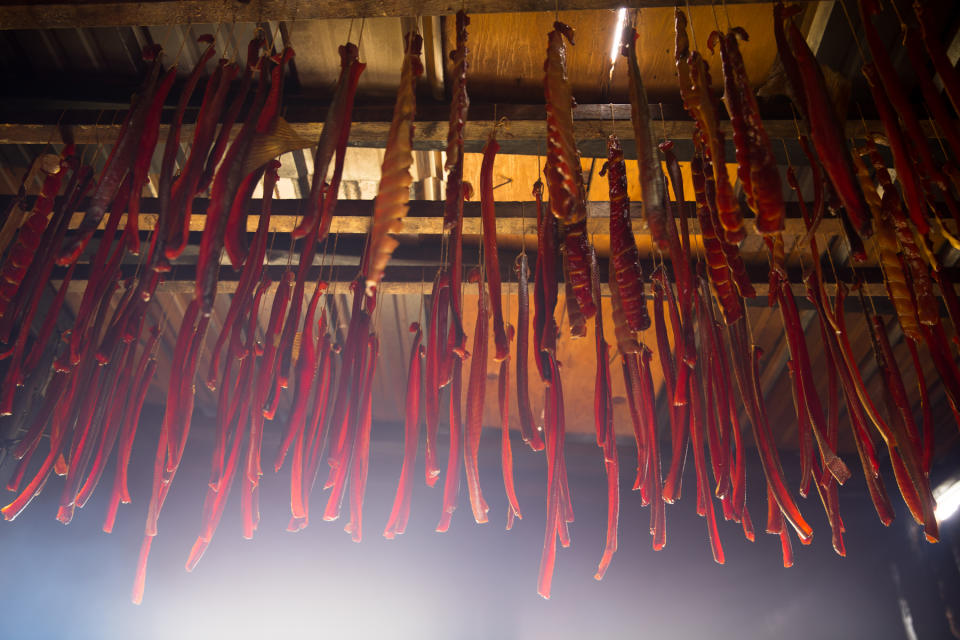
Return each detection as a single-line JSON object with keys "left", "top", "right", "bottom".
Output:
{"left": 934, "top": 477, "right": 960, "bottom": 523}
{"left": 609, "top": 8, "right": 627, "bottom": 65}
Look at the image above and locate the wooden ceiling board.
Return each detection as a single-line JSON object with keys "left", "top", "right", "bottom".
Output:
{"left": 287, "top": 17, "right": 411, "bottom": 99}
{"left": 443, "top": 5, "right": 780, "bottom": 105}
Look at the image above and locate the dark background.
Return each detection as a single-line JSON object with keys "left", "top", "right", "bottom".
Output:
{"left": 0, "top": 408, "right": 958, "bottom": 640}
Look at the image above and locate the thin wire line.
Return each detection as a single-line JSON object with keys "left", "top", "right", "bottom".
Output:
{"left": 838, "top": 0, "right": 866, "bottom": 62}
{"left": 684, "top": 0, "right": 699, "bottom": 53}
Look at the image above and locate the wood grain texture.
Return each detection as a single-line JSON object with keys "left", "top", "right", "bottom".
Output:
{"left": 447, "top": 5, "right": 781, "bottom": 103}
{"left": 0, "top": 1, "right": 816, "bottom": 30}
{"left": 0, "top": 119, "right": 928, "bottom": 147}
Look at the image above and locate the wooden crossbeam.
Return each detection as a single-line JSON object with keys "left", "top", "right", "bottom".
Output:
{"left": 0, "top": 0, "right": 816, "bottom": 31}
{"left": 51, "top": 278, "right": 894, "bottom": 310}
{"left": 59, "top": 198, "right": 841, "bottom": 238}
{"left": 0, "top": 119, "right": 926, "bottom": 150}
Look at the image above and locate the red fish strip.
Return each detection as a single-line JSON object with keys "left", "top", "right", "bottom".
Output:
{"left": 652, "top": 273, "right": 689, "bottom": 504}
{"left": 464, "top": 271, "right": 491, "bottom": 524}
{"left": 323, "top": 286, "right": 374, "bottom": 522}
{"left": 869, "top": 314, "right": 938, "bottom": 541}
{"left": 690, "top": 359, "right": 724, "bottom": 564}
{"left": 345, "top": 334, "right": 379, "bottom": 542}
{"left": 444, "top": 10, "right": 470, "bottom": 230}
{"left": 75, "top": 339, "right": 140, "bottom": 509}
{"left": 199, "top": 50, "right": 279, "bottom": 307}
{"left": 675, "top": 11, "right": 745, "bottom": 244}
{"left": 1, "top": 156, "right": 86, "bottom": 348}
{"left": 603, "top": 135, "right": 650, "bottom": 332}
{"left": 246, "top": 270, "right": 294, "bottom": 487}
{"left": 296, "top": 334, "right": 334, "bottom": 524}
{"left": 638, "top": 345, "right": 666, "bottom": 550}
{"left": 206, "top": 162, "right": 278, "bottom": 389}
{"left": 537, "top": 355, "right": 570, "bottom": 599}
{"left": 166, "top": 61, "right": 240, "bottom": 260}
{"left": 515, "top": 252, "right": 544, "bottom": 451}
{"left": 591, "top": 248, "right": 619, "bottom": 575}
{"left": 361, "top": 34, "right": 423, "bottom": 296}
{"left": 785, "top": 18, "right": 871, "bottom": 236}
{"left": 543, "top": 22, "right": 595, "bottom": 318}
{"left": 436, "top": 354, "right": 463, "bottom": 533}
{"left": 499, "top": 325, "right": 522, "bottom": 525}
{"left": 692, "top": 152, "right": 743, "bottom": 324}
{"left": 273, "top": 281, "right": 327, "bottom": 472}
{"left": 479, "top": 131, "right": 511, "bottom": 360}
{"left": 324, "top": 283, "right": 370, "bottom": 478}
{"left": 104, "top": 335, "right": 159, "bottom": 531}
{"left": 424, "top": 270, "right": 450, "bottom": 485}
{"left": 65, "top": 173, "right": 132, "bottom": 368}
{"left": 914, "top": 1, "right": 960, "bottom": 120}
{"left": 0, "top": 170, "right": 89, "bottom": 413}
{"left": 861, "top": 63, "right": 930, "bottom": 236}
{"left": 293, "top": 42, "right": 365, "bottom": 239}
{"left": 59, "top": 45, "right": 170, "bottom": 264}
{"left": 726, "top": 318, "right": 813, "bottom": 542}
{"left": 384, "top": 323, "right": 424, "bottom": 538}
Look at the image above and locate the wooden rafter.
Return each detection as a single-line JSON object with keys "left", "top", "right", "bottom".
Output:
{"left": 0, "top": 119, "right": 932, "bottom": 151}
{"left": 0, "top": 0, "right": 817, "bottom": 31}
{"left": 54, "top": 198, "right": 840, "bottom": 237}
{"left": 53, "top": 278, "right": 893, "bottom": 300}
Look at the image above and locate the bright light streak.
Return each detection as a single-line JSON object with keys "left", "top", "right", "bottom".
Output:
{"left": 609, "top": 8, "right": 628, "bottom": 65}
{"left": 934, "top": 477, "right": 960, "bottom": 523}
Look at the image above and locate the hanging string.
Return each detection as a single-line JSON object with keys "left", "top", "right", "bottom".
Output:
{"left": 418, "top": 267, "right": 426, "bottom": 326}
{"left": 888, "top": 0, "right": 909, "bottom": 39}
{"left": 286, "top": 212, "right": 300, "bottom": 268}
{"left": 923, "top": 103, "right": 950, "bottom": 159}
{"left": 853, "top": 101, "right": 872, "bottom": 143}
{"left": 266, "top": 22, "right": 281, "bottom": 53}
{"left": 317, "top": 230, "right": 331, "bottom": 281}
{"left": 684, "top": 0, "right": 699, "bottom": 53}
{"left": 227, "top": 23, "right": 239, "bottom": 62}
{"left": 326, "top": 219, "right": 341, "bottom": 294}
{"left": 867, "top": 239, "right": 883, "bottom": 316}
{"left": 155, "top": 295, "right": 170, "bottom": 348}
{"left": 838, "top": 0, "right": 867, "bottom": 62}
{"left": 721, "top": 0, "right": 732, "bottom": 31}
{"left": 173, "top": 22, "right": 191, "bottom": 67}
{"left": 824, "top": 229, "right": 842, "bottom": 292}
{"left": 711, "top": 0, "right": 722, "bottom": 33}
{"left": 520, "top": 201, "right": 527, "bottom": 256}
{"left": 372, "top": 274, "right": 385, "bottom": 331}
{"left": 42, "top": 110, "right": 67, "bottom": 159}
{"left": 212, "top": 22, "right": 224, "bottom": 57}
{"left": 659, "top": 102, "right": 668, "bottom": 144}
{"left": 357, "top": 18, "right": 367, "bottom": 51}
{"left": 744, "top": 291, "right": 756, "bottom": 346}
{"left": 132, "top": 225, "right": 152, "bottom": 282}
{"left": 506, "top": 246, "right": 513, "bottom": 330}
{"left": 81, "top": 109, "right": 105, "bottom": 168}
{"left": 268, "top": 213, "right": 281, "bottom": 263}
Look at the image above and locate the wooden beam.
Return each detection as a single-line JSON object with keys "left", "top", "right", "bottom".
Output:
{"left": 0, "top": 0, "right": 815, "bottom": 31}
{"left": 53, "top": 278, "right": 893, "bottom": 308}
{"left": 56, "top": 198, "right": 840, "bottom": 238}
{"left": 0, "top": 119, "right": 924, "bottom": 149}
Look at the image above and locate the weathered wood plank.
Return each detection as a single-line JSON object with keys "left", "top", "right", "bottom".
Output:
{"left": 0, "top": 0, "right": 816, "bottom": 31}
{"left": 57, "top": 199, "right": 839, "bottom": 237}
{"left": 0, "top": 119, "right": 920, "bottom": 148}
{"left": 54, "top": 278, "right": 889, "bottom": 301}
